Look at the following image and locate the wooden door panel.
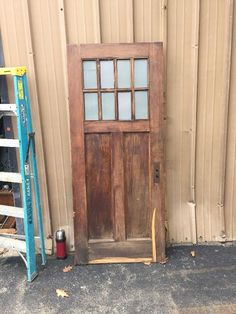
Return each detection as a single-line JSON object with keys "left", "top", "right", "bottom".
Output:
{"left": 89, "top": 240, "right": 152, "bottom": 261}
{"left": 85, "top": 134, "right": 113, "bottom": 240}
{"left": 68, "top": 43, "right": 165, "bottom": 265}
{"left": 124, "top": 133, "right": 150, "bottom": 239}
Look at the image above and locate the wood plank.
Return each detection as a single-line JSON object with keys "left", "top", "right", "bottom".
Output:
{"left": 89, "top": 257, "right": 152, "bottom": 264}
{"left": 68, "top": 44, "right": 88, "bottom": 264}
{"left": 2, "top": 217, "right": 16, "bottom": 229}
{"left": 80, "top": 43, "right": 153, "bottom": 59}
{"left": 0, "top": 228, "right": 16, "bottom": 234}
{"left": 86, "top": 134, "right": 113, "bottom": 239}
{"left": 0, "top": 192, "right": 15, "bottom": 229}
{"left": 89, "top": 239, "right": 152, "bottom": 260}
{"left": 124, "top": 133, "right": 150, "bottom": 238}
{"left": 149, "top": 43, "right": 166, "bottom": 262}
{"left": 0, "top": 172, "right": 22, "bottom": 183}
{"left": 151, "top": 208, "right": 157, "bottom": 262}
{"left": 84, "top": 121, "right": 150, "bottom": 133}
{"left": 112, "top": 133, "right": 125, "bottom": 241}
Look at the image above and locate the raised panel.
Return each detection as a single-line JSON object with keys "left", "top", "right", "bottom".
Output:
{"left": 124, "top": 133, "right": 150, "bottom": 238}
{"left": 85, "top": 134, "right": 113, "bottom": 239}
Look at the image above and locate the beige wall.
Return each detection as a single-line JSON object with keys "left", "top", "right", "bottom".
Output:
{"left": 0, "top": 0, "right": 235, "bottom": 250}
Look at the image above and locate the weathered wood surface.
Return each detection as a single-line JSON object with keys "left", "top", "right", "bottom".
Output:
{"left": 68, "top": 43, "right": 165, "bottom": 264}
{"left": 68, "top": 45, "right": 88, "bottom": 264}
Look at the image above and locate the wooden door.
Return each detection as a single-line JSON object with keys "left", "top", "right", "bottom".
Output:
{"left": 68, "top": 43, "right": 165, "bottom": 265}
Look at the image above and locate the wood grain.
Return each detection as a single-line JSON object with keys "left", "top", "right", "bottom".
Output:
{"left": 68, "top": 45, "right": 88, "bottom": 264}
{"left": 149, "top": 43, "right": 166, "bottom": 262}
{"left": 85, "top": 134, "right": 113, "bottom": 239}
{"left": 112, "top": 133, "right": 125, "bottom": 241}
{"left": 88, "top": 239, "right": 152, "bottom": 260}
{"left": 69, "top": 43, "right": 165, "bottom": 264}
{"left": 84, "top": 121, "right": 150, "bottom": 133}
{"left": 0, "top": 191, "right": 15, "bottom": 229}
{"left": 80, "top": 43, "right": 153, "bottom": 59}
{"left": 89, "top": 257, "right": 152, "bottom": 264}
{"left": 124, "top": 133, "right": 150, "bottom": 238}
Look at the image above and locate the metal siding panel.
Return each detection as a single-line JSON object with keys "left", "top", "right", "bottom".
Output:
{"left": 133, "top": 0, "right": 162, "bottom": 41}
{"left": 0, "top": 0, "right": 52, "bottom": 247}
{"left": 27, "top": 0, "right": 75, "bottom": 249}
{"left": 166, "top": 0, "right": 199, "bottom": 244}
{"left": 99, "top": 0, "right": 133, "bottom": 43}
{"left": 225, "top": 2, "right": 236, "bottom": 241}
{"left": 65, "top": 0, "right": 101, "bottom": 44}
{"left": 196, "top": 0, "right": 229, "bottom": 242}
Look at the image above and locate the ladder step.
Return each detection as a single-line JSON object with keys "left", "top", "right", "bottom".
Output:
{"left": 0, "top": 104, "right": 17, "bottom": 117}
{"left": 0, "top": 236, "right": 26, "bottom": 253}
{"left": 0, "top": 172, "right": 22, "bottom": 183}
{"left": 0, "top": 104, "right": 16, "bottom": 112}
{"left": 0, "top": 139, "right": 19, "bottom": 147}
{"left": 0, "top": 205, "right": 24, "bottom": 218}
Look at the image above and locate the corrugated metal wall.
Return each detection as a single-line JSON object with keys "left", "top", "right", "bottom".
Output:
{"left": 0, "top": 0, "right": 235, "bottom": 250}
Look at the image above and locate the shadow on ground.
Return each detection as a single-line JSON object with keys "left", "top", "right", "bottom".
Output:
{"left": 0, "top": 245, "right": 236, "bottom": 313}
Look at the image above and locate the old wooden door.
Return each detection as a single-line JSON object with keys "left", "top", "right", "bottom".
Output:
{"left": 68, "top": 43, "right": 165, "bottom": 265}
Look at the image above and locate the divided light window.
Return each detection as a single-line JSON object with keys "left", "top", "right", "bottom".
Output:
{"left": 82, "top": 58, "right": 149, "bottom": 121}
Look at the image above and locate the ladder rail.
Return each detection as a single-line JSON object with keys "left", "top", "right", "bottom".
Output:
{"left": 13, "top": 75, "right": 37, "bottom": 281}
{"left": 22, "top": 74, "right": 46, "bottom": 266}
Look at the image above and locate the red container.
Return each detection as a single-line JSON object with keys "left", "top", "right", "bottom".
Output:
{"left": 56, "top": 229, "right": 67, "bottom": 259}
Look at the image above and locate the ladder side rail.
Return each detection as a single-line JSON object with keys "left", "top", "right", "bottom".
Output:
{"left": 22, "top": 74, "right": 46, "bottom": 265}
{"left": 0, "top": 59, "right": 23, "bottom": 233}
{"left": 13, "top": 75, "right": 37, "bottom": 281}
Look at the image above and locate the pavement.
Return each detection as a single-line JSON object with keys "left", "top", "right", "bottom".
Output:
{"left": 0, "top": 245, "right": 236, "bottom": 314}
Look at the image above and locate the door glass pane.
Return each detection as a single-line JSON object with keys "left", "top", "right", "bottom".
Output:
{"left": 134, "top": 59, "right": 148, "bottom": 88}
{"left": 84, "top": 93, "right": 98, "bottom": 120}
{"left": 135, "top": 91, "right": 148, "bottom": 119}
{"left": 100, "top": 60, "right": 114, "bottom": 88}
{"left": 117, "top": 60, "right": 131, "bottom": 88}
{"left": 102, "top": 93, "right": 115, "bottom": 120}
{"left": 83, "top": 61, "right": 97, "bottom": 89}
{"left": 118, "top": 92, "right": 131, "bottom": 120}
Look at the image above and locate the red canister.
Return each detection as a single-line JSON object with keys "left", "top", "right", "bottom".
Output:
{"left": 56, "top": 229, "right": 67, "bottom": 259}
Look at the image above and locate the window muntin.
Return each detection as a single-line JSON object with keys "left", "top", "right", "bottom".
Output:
{"left": 82, "top": 58, "right": 149, "bottom": 121}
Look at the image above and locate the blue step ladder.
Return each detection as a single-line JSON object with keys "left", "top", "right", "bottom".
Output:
{"left": 0, "top": 67, "right": 46, "bottom": 282}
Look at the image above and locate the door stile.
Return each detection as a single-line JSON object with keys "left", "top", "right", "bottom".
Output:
{"left": 112, "top": 132, "right": 126, "bottom": 241}
{"left": 68, "top": 45, "right": 88, "bottom": 264}
{"left": 149, "top": 43, "right": 166, "bottom": 262}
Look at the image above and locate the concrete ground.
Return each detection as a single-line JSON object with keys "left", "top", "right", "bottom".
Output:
{"left": 0, "top": 245, "right": 236, "bottom": 314}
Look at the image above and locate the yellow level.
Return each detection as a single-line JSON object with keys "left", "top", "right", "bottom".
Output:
{"left": 0, "top": 67, "right": 26, "bottom": 76}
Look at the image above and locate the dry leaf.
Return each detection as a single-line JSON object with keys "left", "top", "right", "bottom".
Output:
{"left": 160, "top": 257, "right": 169, "bottom": 265}
{"left": 0, "top": 248, "right": 8, "bottom": 256}
{"left": 63, "top": 265, "right": 73, "bottom": 273}
{"left": 190, "top": 251, "right": 196, "bottom": 257}
{"left": 144, "top": 261, "right": 151, "bottom": 266}
{"left": 56, "top": 289, "right": 69, "bottom": 298}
